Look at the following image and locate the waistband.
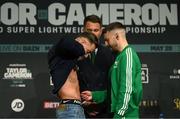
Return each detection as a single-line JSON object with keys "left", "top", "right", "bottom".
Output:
{"left": 59, "top": 99, "right": 82, "bottom": 105}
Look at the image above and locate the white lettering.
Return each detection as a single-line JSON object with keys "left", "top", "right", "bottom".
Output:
{"left": 0, "top": 3, "right": 36, "bottom": 25}
{"left": 0, "top": 3, "right": 178, "bottom": 26}
{"left": 110, "top": 4, "right": 124, "bottom": 24}
{"left": 159, "top": 4, "right": 178, "bottom": 25}
{"left": 19, "top": 3, "right": 37, "bottom": 25}
{"left": 67, "top": 4, "right": 84, "bottom": 25}
{"left": 86, "top": 4, "right": 109, "bottom": 25}
{"left": 124, "top": 4, "right": 141, "bottom": 25}
{"left": 7, "top": 26, "right": 35, "bottom": 33}
{"left": 1, "top": 3, "right": 18, "bottom": 25}
{"left": 48, "top": 3, "right": 66, "bottom": 25}
{"left": 142, "top": 4, "right": 159, "bottom": 25}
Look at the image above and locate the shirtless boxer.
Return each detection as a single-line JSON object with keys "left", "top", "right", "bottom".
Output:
{"left": 47, "top": 32, "right": 97, "bottom": 119}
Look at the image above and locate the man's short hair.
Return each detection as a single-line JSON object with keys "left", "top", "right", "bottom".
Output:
{"left": 76, "top": 32, "right": 98, "bottom": 46}
{"left": 103, "top": 22, "right": 125, "bottom": 33}
{"left": 83, "top": 15, "right": 102, "bottom": 27}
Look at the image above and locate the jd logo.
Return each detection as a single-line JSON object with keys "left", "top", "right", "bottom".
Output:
{"left": 174, "top": 98, "right": 180, "bottom": 110}
{"left": 11, "top": 98, "right": 25, "bottom": 112}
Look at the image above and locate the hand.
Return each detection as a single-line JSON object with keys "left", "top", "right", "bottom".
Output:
{"left": 82, "top": 100, "right": 95, "bottom": 106}
{"left": 81, "top": 91, "right": 92, "bottom": 101}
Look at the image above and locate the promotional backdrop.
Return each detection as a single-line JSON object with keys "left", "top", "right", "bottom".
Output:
{"left": 0, "top": 0, "right": 180, "bottom": 118}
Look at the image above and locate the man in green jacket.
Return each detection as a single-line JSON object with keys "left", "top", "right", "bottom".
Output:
{"left": 103, "top": 22, "right": 143, "bottom": 119}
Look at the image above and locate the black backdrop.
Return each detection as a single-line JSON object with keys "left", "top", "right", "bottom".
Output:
{"left": 0, "top": 0, "right": 180, "bottom": 118}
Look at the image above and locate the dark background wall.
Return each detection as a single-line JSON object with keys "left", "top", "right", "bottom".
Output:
{"left": 0, "top": 0, "right": 180, "bottom": 118}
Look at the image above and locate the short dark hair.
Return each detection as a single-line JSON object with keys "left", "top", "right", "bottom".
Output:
{"left": 76, "top": 32, "right": 98, "bottom": 46}
{"left": 103, "top": 22, "right": 125, "bottom": 34}
{"left": 84, "top": 15, "right": 102, "bottom": 27}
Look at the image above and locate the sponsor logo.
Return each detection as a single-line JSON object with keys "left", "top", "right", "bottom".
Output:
{"left": 11, "top": 98, "right": 25, "bottom": 112}
{"left": 2, "top": 64, "right": 33, "bottom": 88}
{"left": 174, "top": 98, "right": 180, "bottom": 110}
{"left": 141, "top": 64, "right": 149, "bottom": 83}
{"left": 170, "top": 68, "right": 180, "bottom": 79}
{"left": 43, "top": 101, "right": 59, "bottom": 109}
{"left": 150, "top": 45, "right": 173, "bottom": 52}
{"left": 3, "top": 64, "right": 33, "bottom": 80}
{"left": 140, "top": 99, "right": 158, "bottom": 107}
{"left": 0, "top": 44, "right": 52, "bottom": 53}
{"left": 73, "top": 100, "right": 81, "bottom": 104}
{"left": 63, "top": 100, "right": 70, "bottom": 103}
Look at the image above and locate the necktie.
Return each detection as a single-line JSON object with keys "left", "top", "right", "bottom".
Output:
{"left": 90, "top": 51, "right": 95, "bottom": 64}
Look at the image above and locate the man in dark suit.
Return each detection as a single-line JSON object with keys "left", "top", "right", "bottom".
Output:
{"left": 48, "top": 32, "right": 97, "bottom": 119}
{"left": 78, "top": 15, "right": 115, "bottom": 118}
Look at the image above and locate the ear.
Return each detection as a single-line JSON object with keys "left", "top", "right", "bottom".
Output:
{"left": 115, "top": 33, "right": 119, "bottom": 40}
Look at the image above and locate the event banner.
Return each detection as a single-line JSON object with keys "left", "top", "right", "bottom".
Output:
{"left": 0, "top": 0, "right": 180, "bottom": 118}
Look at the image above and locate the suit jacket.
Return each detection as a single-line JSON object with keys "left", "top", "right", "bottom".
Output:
{"left": 78, "top": 45, "right": 114, "bottom": 91}
{"left": 77, "top": 45, "right": 114, "bottom": 117}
